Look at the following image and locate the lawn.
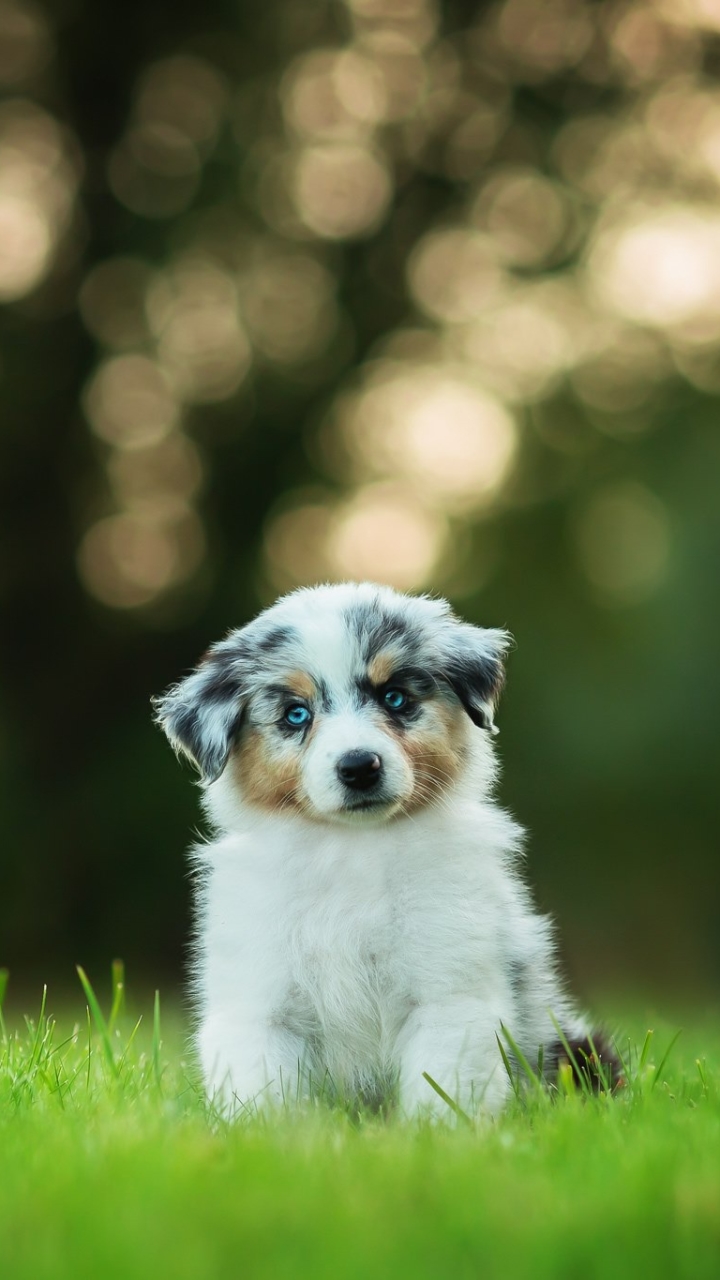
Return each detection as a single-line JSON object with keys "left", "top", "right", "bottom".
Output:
{"left": 2, "top": 968, "right": 719, "bottom": 1280}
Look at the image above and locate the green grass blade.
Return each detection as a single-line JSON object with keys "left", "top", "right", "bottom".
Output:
{"left": 1, "top": 995, "right": 720, "bottom": 1280}
{"left": 547, "top": 1012, "right": 593, "bottom": 1099}
{"left": 108, "top": 959, "right": 126, "bottom": 1034}
{"left": 584, "top": 1030, "right": 616, "bottom": 1095}
{"left": 612, "top": 1037, "right": 631, "bottom": 1084}
{"left": 152, "top": 990, "right": 163, "bottom": 1092}
{"left": 495, "top": 1034, "right": 521, "bottom": 1101}
{"left": 85, "top": 1006, "right": 92, "bottom": 1093}
{"left": 499, "top": 1023, "right": 545, "bottom": 1097}
{"left": 77, "top": 966, "right": 119, "bottom": 1079}
{"left": 557, "top": 1059, "right": 577, "bottom": 1096}
{"left": 116, "top": 1016, "right": 144, "bottom": 1076}
{"left": 638, "top": 1029, "right": 654, "bottom": 1073}
{"left": 421, "top": 1073, "right": 472, "bottom": 1126}
{"left": 28, "top": 985, "right": 49, "bottom": 1070}
{"left": 651, "top": 1029, "right": 682, "bottom": 1091}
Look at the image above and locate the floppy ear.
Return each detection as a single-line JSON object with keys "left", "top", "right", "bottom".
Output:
{"left": 439, "top": 622, "right": 512, "bottom": 733}
{"left": 152, "top": 635, "right": 249, "bottom": 782}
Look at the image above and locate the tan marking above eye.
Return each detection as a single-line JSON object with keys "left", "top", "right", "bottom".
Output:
{"left": 282, "top": 670, "right": 316, "bottom": 702}
{"left": 367, "top": 651, "right": 397, "bottom": 687}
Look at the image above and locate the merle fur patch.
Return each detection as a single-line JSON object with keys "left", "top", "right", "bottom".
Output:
{"left": 435, "top": 623, "right": 510, "bottom": 731}
{"left": 153, "top": 642, "right": 249, "bottom": 781}
{"left": 345, "top": 598, "right": 423, "bottom": 666}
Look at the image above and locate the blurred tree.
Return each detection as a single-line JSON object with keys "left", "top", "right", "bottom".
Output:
{"left": 1, "top": 0, "right": 719, "bottom": 998}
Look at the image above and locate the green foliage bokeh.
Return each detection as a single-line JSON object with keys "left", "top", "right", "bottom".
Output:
{"left": 1, "top": 0, "right": 719, "bottom": 999}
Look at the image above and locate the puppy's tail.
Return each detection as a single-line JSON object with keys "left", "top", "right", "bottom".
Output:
{"left": 546, "top": 1029, "right": 624, "bottom": 1094}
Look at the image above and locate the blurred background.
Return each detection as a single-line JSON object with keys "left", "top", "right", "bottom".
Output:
{"left": 1, "top": 0, "right": 719, "bottom": 1008}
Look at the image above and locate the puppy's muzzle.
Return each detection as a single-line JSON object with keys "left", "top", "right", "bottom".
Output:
{"left": 336, "top": 750, "right": 382, "bottom": 792}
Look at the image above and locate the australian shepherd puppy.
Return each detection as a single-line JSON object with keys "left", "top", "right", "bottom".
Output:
{"left": 155, "top": 582, "right": 616, "bottom": 1118}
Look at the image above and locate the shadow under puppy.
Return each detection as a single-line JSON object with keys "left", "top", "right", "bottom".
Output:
{"left": 154, "top": 582, "right": 618, "bottom": 1118}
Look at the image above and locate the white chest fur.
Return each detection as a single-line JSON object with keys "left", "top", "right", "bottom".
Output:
{"left": 190, "top": 799, "right": 574, "bottom": 1115}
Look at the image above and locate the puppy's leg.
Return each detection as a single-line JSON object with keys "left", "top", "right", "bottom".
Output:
{"left": 198, "top": 1017, "right": 311, "bottom": 1116}
{"left": 396, "top": 999, "right": 511, "bottom": 1121}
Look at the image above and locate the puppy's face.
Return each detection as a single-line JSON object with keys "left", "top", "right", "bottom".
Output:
{"left": 154, "top": 584, "right": 511, "bottom": 825}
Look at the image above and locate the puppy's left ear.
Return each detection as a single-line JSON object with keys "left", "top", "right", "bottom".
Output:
{"left": 439, "top": 622, "right": 513, "bottom": 733}
{"left": 152, "top": 635, "right": 249, "bottom": 782}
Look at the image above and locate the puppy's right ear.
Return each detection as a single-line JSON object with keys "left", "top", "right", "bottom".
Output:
{"left": 438, "top": 621, "right": 513, "bottom": 734}
{"left": 152, "top": 636, "right": 248, "bottom": 783}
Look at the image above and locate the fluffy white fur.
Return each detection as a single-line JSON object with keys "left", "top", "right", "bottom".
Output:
{"left": 155, "top": 582, "right": 590, "bottom": 1118}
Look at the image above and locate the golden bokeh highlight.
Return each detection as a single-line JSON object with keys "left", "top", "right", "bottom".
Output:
{"left": 70, "top": 0, "right": 720, "bottom": 607}
{"left": 333, "top": 48, "right": 388, "bottom": 126}
{"left": 0, "top": 192, "right": 51, "bottom": 299}
{"left": 292, "top": 143, "right": 392, "bottom": 239}
{"left": 408, "top": 229, "right": 504, "bottom": 324}
{"left": 330, "top": 483, "right": 447, "bottom": 588}
{"left": 83, "top": 356, "right": 179, "bottom": 450}
{"left": 570, "top": 328, "right": 669, "bottom": 416}
{"left": 453, "top": 291, "right": 574, "bottom": 403}
{"left": 472, "top": 169, "right": 570, "bottom": 269}
{"left": 281, "top": 49, "right": 386, "bottom": 140}
{"left": 0, "top": 0, "right": 51, "bottom": 87}
{"left": 356, "top": 32, "right": 427, "bottom": 120}
{"left": 495, "top": 0, "right": 594, "bottom": 76}
{"left": 0, "top": 99, "right": 78, "bottom": 300}
{"left": 263, "top": 482, "right": 447, "bottom": 593}
{"left": 263, "top": 497, "right": 337, "bottom": 592}
{"left": 338, "top": 363, "right": 518, "bottom": 513}
{"left": 444, "top": 100, "right": 507, "bottom": 181}
{"left": 345, "top": 0, "right": 437, "bottom": 51}
{"left": 77, "top": 510, "right": 205, "bottom": 610}
{"left": 589, "top": 206, "right": 720, "bottom": 338}
{"left": 148, "top": 259, "right": 251, "bottom": 403}
{"left": 106, "top": 435, "right": 203, "bottom": 518}
{"left": 240, "top": 251, "right": 338, "bottom": 365}
{"left": 107, "top": 56, "right": 227, "bottom": 220}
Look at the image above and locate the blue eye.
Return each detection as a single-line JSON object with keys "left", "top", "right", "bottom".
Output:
{"left": 284, "top": 704, "right": 311, "bottom": 728}
{"left": 383, "top": 688, "right": 408, "bottom": 712}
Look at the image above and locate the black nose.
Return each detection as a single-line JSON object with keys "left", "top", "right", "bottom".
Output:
{"left": 337, "top": 750, "right": 382, "bottom": 791}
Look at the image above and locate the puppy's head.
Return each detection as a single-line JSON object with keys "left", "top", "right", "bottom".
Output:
{"left": 154, "top": 583, "right": 511, "bottom": 825}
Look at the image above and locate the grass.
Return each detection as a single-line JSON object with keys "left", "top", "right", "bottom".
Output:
{"left": 2, "top": 966, "right": 720, "bottom": 1280}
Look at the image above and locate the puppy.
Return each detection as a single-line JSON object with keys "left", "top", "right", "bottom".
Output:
{"left": 154, "top": 582, "right": 616, "bottom": 1118}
